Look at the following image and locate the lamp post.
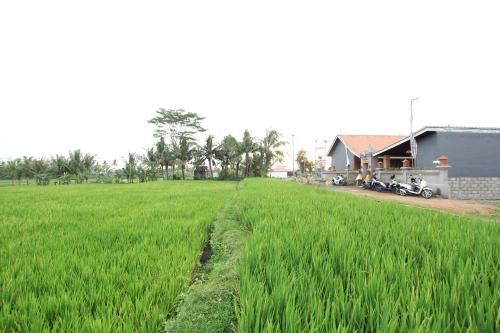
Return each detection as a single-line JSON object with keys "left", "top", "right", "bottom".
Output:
{"left": 410, "top": 98, "right": 419, "bottom": 168}
{"left": 292, "top": 134, "right": 295, "bottom": 176}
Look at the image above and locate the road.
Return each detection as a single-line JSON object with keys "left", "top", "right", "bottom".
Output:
{"left": 317, "top": 184, "right": 498, "bottom": 217}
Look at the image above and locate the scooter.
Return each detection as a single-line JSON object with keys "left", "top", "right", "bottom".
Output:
{"left": 362, "top": 177, "right": 375, "bottom": 190}
{"left": 372, "top": 176, "right": 391, "bottom": 192}
{"left": 332, "top": 175, "right": 346, "bottom": 186}
{"left": 388, "top": 175, "right": 402, "bottom": 194}
{"left": 398, "top": 175, "right": 433, "bottom": 199}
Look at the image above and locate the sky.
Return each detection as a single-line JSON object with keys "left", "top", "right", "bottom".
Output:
{"left": 1, "top": 1, "right": 499, "bottom": 169}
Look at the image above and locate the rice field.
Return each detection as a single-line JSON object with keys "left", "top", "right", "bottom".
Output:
{"left": 1, "top": 179, "right": 498, "bottom": 332}
{"left": 236, "top": 179, "right": 499, "bottom": 332}
{"left": 0, "top": 181, "right": 235, "bottom": 332}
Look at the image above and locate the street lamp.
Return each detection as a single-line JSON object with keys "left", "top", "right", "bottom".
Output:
{"left": 291, "top": 134, "right": 295, "bottom": 176}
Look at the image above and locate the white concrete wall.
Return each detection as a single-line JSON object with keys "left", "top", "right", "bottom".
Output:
{"left": 268, "top": 171, "right": 288, "bottom": 178}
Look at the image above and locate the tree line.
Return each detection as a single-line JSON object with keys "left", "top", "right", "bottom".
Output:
{"left": 0, "top": 109, "right": 286, "bottom": 184}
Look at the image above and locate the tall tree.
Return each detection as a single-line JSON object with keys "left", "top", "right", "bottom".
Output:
{"left": 149, "top": 109, "right": 205, "bottom": 178}
{"left": 261, "top": 129, "right": 287, "bottom": 173}
{"left": 68, "top": 149, "right": 83, "bottom": 182}
{"left": 234, "top": 141, "right": 242, "bottom": 178}
{"left": 143, "top": 147, "right": 159, "bottom": 181}
{"left": 50, "top": 155, "right": 68, "bottom": 178}
{"left": 21, "top": 156, "right": 35, "bottom": 185}
{"left": 149, "top": 108, "right": 205, "bottom": 144}
{"left": 241, "top": 130, "right": 257, "bottom": 177}
{"left": 296, "top": 149, "right": 309, "bottom": 173}
{"left": 123, "top": 153, "right": 137, "bottom": 183}
{"left": 177, "top": 135, "right": 195, "bottom": 180}
{"left": 82, "top": 153, "right": 95, "bottom": 183}
{"left": 6, "top": 160, "right": 20, "bottom": 185}
{"left": 155, "top": 137, "right": 168, "bottom": 179}
{"left": 250, "top": 148, "right": 265, "bottom": 177}
{"left": 215, "top": 135, "right": 240, "bottom": 178}
{"left": 202, "top": 135, "right": 217, "bottom": 178}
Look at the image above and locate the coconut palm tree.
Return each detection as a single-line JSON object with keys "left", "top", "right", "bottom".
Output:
{"left": 21, "top": 156, "right": 35, "bottom": 185}
{"left": 123, "top": 153, "right": 137, "bottom": 183}
{"left": 202, "top": 135, "right": 217, "bottom": 178}
{"left": 241, "top": 130, "right": 258, "bottom": 177}
{"left": 215, "top": 135, "right": 240, "bottom": 178}
{"left": 50, "top": 155, "right": 68, "bottom": 178}
{"left": 82, "top": 153, "right": 95, "bottom": 183}
{"left": 261, "top": 129, "right": 287, "bottom": 174}
{"left": 155, "top": 137, "right": 168, "bottom": 179}
{"left": 178, "top": 135, "right": 196, "bottom": 180}
{"left": 68, "top": 149, "right": 84, "bottom": 182}
{"left": 143, "top": 147, "right": 159, "bottom": 181}
{"left": 6, "top": 159, "right": 21, "bottom": 185}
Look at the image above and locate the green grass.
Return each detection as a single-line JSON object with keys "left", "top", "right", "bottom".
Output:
{"left": 163, "top": 187, "right": 250, "bottom": 333}
{"left": 236, "top": 179, "right": 499, "bottom": 332}
{"left": 0, "top": 181, "right": 235, "bottom": 332}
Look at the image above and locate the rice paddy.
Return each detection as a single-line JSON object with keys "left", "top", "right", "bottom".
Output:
{"left": 1, "top": 179, "right": 498, "bottom": 332}
{"left": 236, "top": 179, "right": 499, "bottom": 332}
{"left": 0, "top": 181, "right": 234, "bottom": 332}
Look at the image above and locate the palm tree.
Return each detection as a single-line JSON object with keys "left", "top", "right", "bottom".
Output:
{"left": 50, "top": 155, "right": 68, "bottom": 178}
{"left": 33, "top": 158, "right": 50, "bottom": 185}
{"left": 21, "top": 156, "right": 35, "bottom": 185}
{"left": 123, "top": 153, "right": 137, "bottom": 183}
{"left": 241, "top": 130, "right": 257, "bottom": 177}
{"left": 6, "top": 160, "right": 20, "bottom": 185}
{"left": 261, "top": 129, "right": 287, "bottom": 174}
{"left": 155, "top": 137, "right": 167, "bottom": 179}
{"left": 82, "top": 153, "right": 95, "bottom": 183}
{"left": 33, "top": 158, "right": 49, "bottom": 175}
{"left": 143, "top": 147, "right": 159, "bottom": 181}
{"left": 170, "top": 142, "right": 179, "bottom": 178}
{"left": 68, "top": 149, "right": 83, "bottom": 182}
{"left": 178, "top": 135, "right": 195, "bottom": 180}
{"left": 215, "top": 135, "right": 240, "bottom": 178}
{"left": 202, "top": 135, "right": 217, "bottom": 178}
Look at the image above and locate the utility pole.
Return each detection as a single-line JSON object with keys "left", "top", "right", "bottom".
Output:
{"left": 323, "top": 140, "right": 328, "bottom": 171}
{"left": 314, "top": 139, "right": 318, "bottom": 166}
{"left": 292, "top": 134, "right": 295, "bottom": 176}
{"left": 410, "top": 98, "right": 419, "bottom": 168}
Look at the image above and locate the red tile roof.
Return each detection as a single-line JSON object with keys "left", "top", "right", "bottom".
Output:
{"left": 337, "top": 135, "right": 405, "bottom": 156}
{"left": 270, "top": 165, "right": 290, "bottom": 172}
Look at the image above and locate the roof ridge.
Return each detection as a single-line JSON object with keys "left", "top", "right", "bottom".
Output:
{"left": 339, "top": 134, "right": 405, "bottom": 137}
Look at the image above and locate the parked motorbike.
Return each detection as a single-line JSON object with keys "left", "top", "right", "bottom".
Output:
{"left": 398, "top": 175, "right": 433, "bottom": 199}
{"left": 362, "top": 178, "right": 375, "bottom": 190}
{"left": 332, "top": 175, "right": 347, "bottom": 186}
{"left": 388, "top": 175, "right": 402, "bottom": 194}
{"left": 372, "top": 176, "right": 391, "bottom": 192}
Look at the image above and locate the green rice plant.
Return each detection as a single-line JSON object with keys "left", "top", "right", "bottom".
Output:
{"left": 236, "top": 179, "right": 499, "bottom": 332}
{"left": 0, "top": 181, "right": 235, "bottom": 332}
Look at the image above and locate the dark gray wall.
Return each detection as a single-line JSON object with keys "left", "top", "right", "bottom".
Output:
{"left": 330, "top": 140, "right": 355, "bottom": 170}
{"left": 415, "top": 132, "right": 438, "bottom": 170}
{"left": 416, "top": 131, "right": 500, "bottom": 177}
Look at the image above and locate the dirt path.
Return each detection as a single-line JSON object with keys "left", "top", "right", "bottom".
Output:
{"left": 318, "top": 184, "right": 498, "bottom": 216}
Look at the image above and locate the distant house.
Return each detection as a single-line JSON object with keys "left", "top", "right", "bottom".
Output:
{"left": 373, "top": 126, "right": 500, "bottom": 177}
{"left": 268, "top": 165, "right": 291, "bottom": 178}
{"left": 326, "top": 135, "right": 405, "bottom": 171}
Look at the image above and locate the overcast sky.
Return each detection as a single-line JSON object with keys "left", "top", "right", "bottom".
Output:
{"left": 1, "top": 1, "right": 499, "bottom": 168}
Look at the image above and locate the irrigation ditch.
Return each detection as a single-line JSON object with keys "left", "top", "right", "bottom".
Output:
{"left": 163, "top": 184, "right": 249, "bottom": 333}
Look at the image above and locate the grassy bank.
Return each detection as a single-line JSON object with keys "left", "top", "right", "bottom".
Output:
{"left": 164, "top": 184, "right": 249, "bottom": 333}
